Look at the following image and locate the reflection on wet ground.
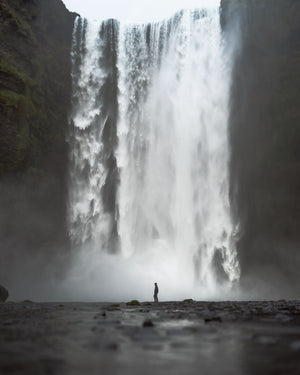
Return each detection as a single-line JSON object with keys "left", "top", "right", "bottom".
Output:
{"left": 1, "top": 300, "right": 300, "bottom": 374}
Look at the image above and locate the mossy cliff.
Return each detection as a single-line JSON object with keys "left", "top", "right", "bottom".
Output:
{"left": 0, "top": 0, "right": 76, "bottom": 254}
{"left": 221, "top": 0, "right": 300, "bottom": 292}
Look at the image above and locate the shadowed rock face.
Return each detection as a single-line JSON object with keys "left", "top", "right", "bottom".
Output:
{"left": 0, "top": 0, "right": 76, "bottom": 268}
{"left": 221, "top": 0, "right": 300, "bottom": 294}
{"left": 0, "top": 285, "right": 8, "bottom": 302}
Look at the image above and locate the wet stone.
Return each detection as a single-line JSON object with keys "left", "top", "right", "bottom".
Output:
{"left": 143, "top": 319, "right": 154, "bottom": 328}
{"left": 204, "top": 316, "right": 222, "bottom": 323}
{"left": 0, "top": 286, "right": 9, "bottom": 303}
{"left": 290, "top": 341, "right": 300, "bottom": 351}
{"left": 256, "top": 336, "right": 278, "bottom": 345}
{"left": 102, "top": 342, "right": 119, "bottom": 351}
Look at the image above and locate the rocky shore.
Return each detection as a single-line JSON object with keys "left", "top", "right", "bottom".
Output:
{"left": 1, "top": 300, "right": 300, "bottom": 374}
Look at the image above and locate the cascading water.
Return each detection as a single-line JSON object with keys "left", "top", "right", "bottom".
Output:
{"left": 68, "top": 3, "right": 240, "bottom": 301}
{"left": 69, "top": 17, "right": 119, "bottom": 249}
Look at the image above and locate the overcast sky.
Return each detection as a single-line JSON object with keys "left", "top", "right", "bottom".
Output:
{"left": 62, "top": 0, "right": 219, "bottom": 23}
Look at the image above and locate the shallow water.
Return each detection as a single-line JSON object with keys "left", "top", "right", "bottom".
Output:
{"left": 1, "top": 300, "right": 300, "bottom": 375}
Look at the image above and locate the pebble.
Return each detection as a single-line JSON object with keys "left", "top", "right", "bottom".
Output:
{"left": 290, "top": 341, "right": 300, "bottom": 351}
{"left": 257, "top": 336, "right": 278, "bottom": 345}
{"left": 143, "top": 319, "right": 154, "bottom": 328}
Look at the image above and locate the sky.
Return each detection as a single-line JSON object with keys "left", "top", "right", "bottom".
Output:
{"left": 62, "top": 0, "right": 219, "bottom": 23}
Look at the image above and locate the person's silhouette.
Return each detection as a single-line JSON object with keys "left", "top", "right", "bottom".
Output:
{"left": 154, "top": 282, "right": 159, "bottom": 302}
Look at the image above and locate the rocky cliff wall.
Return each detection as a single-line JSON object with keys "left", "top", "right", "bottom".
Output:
{"left": 221, "top": 0, "right": 300, "bottom": 295}
{"left": 0, "top": 0, "right": 76, "bottom": 263}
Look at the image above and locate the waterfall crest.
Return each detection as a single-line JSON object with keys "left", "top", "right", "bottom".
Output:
{"left": 68, "top": 5, "right": 240, "bottom": 299}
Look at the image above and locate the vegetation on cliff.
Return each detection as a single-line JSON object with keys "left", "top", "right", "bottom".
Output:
{"left": 0, "top": 0, "right": 77, "bottom": 254}
{"left": 0, "top": 0, "right": 76, "bottom": 176}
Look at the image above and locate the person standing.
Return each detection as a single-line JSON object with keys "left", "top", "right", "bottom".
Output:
{"left": 154, "top": 282, "right": 159, "bottom": 302}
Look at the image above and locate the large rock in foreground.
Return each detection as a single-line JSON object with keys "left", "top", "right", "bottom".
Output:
{"left": 0, "top": 285, "right": 8, "bottom": 302}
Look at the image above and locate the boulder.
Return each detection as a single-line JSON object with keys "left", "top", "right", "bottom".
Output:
{"left": 126, "top": 300, "right": 141, "bottom": 306}
{"left": 0, "top": 285, "right": 9, "bottom": 302}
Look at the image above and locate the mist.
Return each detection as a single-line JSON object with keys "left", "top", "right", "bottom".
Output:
{"left": 4, "top": 240, "right": 299, "bottom": 302}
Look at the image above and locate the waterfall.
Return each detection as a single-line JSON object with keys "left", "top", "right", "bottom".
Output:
{"left": 68, "top": 17, "right": 119, "bottom": 249}
{"left": 68, "top": 4, "right": 240, "bottom": 300}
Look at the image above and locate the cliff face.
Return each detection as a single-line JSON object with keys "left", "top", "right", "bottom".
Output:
{"left": 221, "top": 0, "right": 300, "bottom": 294}
{"left": 0, "top": 0, "right": 76, "bottom": 256}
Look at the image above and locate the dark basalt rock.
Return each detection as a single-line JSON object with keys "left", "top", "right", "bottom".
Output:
{"left": 221, "top": 0, "right": 300, "bottom": 295}
{"left": 211, "top": 247, "right": 229, "bottom": 284}
{"left": 143, "top": 319, "right": 154, "bottom": 327}
{"left": 0, "top": 285, "right": 9, "bottom": 302}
